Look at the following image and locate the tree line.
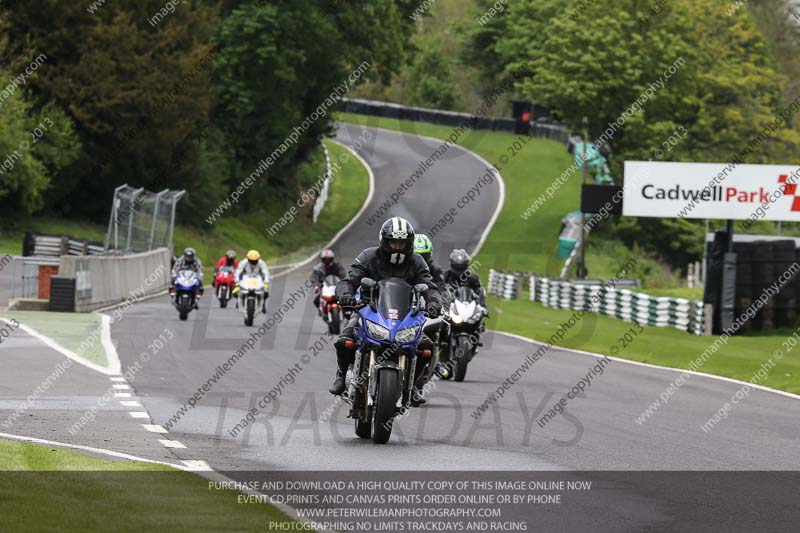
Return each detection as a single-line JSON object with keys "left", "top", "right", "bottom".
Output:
{"left": 0, "top": 0, "right": 417, "bottom": 223}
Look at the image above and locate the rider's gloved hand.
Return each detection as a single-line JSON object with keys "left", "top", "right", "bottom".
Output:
{"left": 339, "top": 295, "right": 355, "bottom": 309}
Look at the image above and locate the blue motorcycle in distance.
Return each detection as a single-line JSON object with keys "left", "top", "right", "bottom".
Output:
{"left": 345, "top": 277, "right": 430, "bottom": 444}
{"left": 173, "top": 269, "right": 202, "bottom": 321}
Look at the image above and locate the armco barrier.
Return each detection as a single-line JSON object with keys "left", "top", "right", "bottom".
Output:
{"left": 23, "top": 231, "right": 105, "bottom": 258}
{"left": 58, "top": 248, "right": 171, "bottom": 312}
{"left": 312, "top": 143, "right": 333, "bottom": 223}
{"left": 341, "top": 98, "right": 568, "bottom": 143}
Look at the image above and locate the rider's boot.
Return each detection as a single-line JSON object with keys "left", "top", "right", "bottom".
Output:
{"left": 330, "top": 339, "right": 354, "bottom": 395}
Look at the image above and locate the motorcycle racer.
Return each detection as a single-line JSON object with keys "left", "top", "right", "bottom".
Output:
{"left": 234, "top": 250, "right": 271, "bottom": 313}
{"left": 170, "top": 247, "right": 204, "bottom": 304}
{"left": 311, "top": 249, "right": 347, "bottom": 310}
{"left": 212, "top": 250, "right": 238, "bottom": 289}
{"left": 329, "top": 216, "right": 442, "bottom": 397}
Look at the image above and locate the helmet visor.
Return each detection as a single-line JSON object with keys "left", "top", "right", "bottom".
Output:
{"left": 387, "top": 239, "right": 406, "bottom": 251}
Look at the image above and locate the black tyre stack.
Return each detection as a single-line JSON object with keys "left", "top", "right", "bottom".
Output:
{"left": 732, "top": 242, "right": 753, "bottom": 334}
{"left": 752, "top": 241, "right": 776, "bottom": 330}
{"left": 726, "top": 239, "right": 799, "bottom": 332}
{"left": 773, "top": 241, "right": 797, "bottom": 328}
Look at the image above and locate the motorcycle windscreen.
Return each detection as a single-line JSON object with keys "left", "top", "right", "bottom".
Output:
{"left": 454, "top": 286, "right": 476, "bottom": 302}
{"left": 323, "top": 274, "right": 340, "bottom": 285}
{"left": 376, "top": 278, "right": 413, "bottom": 320}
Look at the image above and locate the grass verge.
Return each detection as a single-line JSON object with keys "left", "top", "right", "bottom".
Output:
{"left": 489, "top": 296, "right": 799, "bottom": 394}
{"left": 0, "top": 311, "right": 108, "bottom": 367}
{"left": 0, "top": 440, "right": 297, "bottom": 532}
{"left": 338, "top": 112, "right": 799, "bottom": 394}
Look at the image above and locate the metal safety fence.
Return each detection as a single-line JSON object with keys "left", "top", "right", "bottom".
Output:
{"left": 312, "top": 143, "right": 333, "bottom": 223}
{"left": 105, "top": 184, "right": 184, "bottom": 254}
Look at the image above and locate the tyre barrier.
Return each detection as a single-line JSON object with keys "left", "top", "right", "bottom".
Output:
{"left": 487, "top": 270, "right": 705, "bottom": 335}
{"left": 487, "top": 269, "right": 521, "bottom": 300}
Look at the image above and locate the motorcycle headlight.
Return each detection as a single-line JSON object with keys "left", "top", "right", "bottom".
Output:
{"left": 467, "top": 308, "right": 483, "bottom": 324}
{"left": 451, "top": 314, "right": 464, "bottom": 325}
{"left": 366, "top": 320, "right": 390, "bottom": 341}
{"left": 395, "top": 326, "right": 420, "bottom": 344}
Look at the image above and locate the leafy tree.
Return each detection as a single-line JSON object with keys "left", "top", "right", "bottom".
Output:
{"left": 461, "top": 0, "right": 800, "bottom": 267}
{"left": 406, "top": 37, "right": 456, "bottom": 109}
{"left": 0, "top": 87, "right": 80, "bottom": 214}
{"left": 213, "top": 0, "right": 417, "bottom": 211}
{"left": 0, "top": 0, "right": 218, "bottom": 218}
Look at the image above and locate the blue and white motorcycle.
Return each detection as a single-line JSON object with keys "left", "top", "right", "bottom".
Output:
{"left": 345, "top": 277, "right": 430, "bottom": 444}
{"left": 173, "top": 269, "right": 202, "bottom": 321}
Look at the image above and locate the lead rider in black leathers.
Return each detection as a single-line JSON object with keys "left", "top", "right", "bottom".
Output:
{"left": 329, "top": 216, "right": 442, "bottom": 396}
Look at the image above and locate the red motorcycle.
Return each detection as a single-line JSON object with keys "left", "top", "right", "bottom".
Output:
{"left": 319, "top": 274, "right": 344, "bottom": 334}
{"left": 214, "top": 266, "right": 236, "bottom": 308}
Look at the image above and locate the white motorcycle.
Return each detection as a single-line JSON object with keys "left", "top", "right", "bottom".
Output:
{"left": 442, "top": 286, "right": 486, "bottom": 382}
{"left": 236, "top": 274, "right": 268, "bottom": 327}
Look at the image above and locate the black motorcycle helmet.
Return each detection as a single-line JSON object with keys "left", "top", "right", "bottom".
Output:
{"left": 183, "top": 247, "right": 197, "bottom": 265}
{"left": 449, "top": 249, "right": 470, "bottom": 274}
{"left": 320, "top": 249, "right": 335, "bottom": 267}
{"left": 379, "top": 216, "right": 415, "bottom": 264}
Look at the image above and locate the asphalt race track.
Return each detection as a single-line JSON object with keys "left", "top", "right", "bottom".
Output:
{"left": 2, "top": 124, "right": 799, "bottom": 530}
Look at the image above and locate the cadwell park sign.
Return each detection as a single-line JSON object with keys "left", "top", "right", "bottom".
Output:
{"left": 622, "top": 161, "right": 800, "bottom": 221}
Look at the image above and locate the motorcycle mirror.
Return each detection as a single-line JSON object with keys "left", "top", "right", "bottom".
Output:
{"left": 414, "top": 283, "right": 428, "bottom": 294}
{"left": 360, "top": 278, "right": 376, "bottom": 290}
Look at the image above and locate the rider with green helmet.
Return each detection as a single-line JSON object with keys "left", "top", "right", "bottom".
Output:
{"left": 414, "top": 234, "right": 445, "bottom": 292}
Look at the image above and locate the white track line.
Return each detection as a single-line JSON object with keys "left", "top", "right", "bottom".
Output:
{"left": 142, "top": 424, "right": 168, "bottom": 434}
{"left": 114, "top": 392, "right": 132, "bottom": 398}
{"left": 0, "top": 317, "right": 117, "bottom": 375}
{"left": 119, "top": 401, "right": 142, "bottom": 407}
{"left": 273, "top": 139, "right": 376, "bottom": 278}
{"left": 128, "top": 411, "right": 150, "bottom": 419}
{"left": 492, "top": 330, "right": 800, "bottom": 401}
{"left": 99, "top": 314, "right": 121, "bottom": 374}
{"left": 0, "top": 431, "right": 190, "bottom": 470}
{"left": 110, "top": 376, "right": 126, "bottom": 382}
{"left": 0, "top": 431, "right": 332, "bottom": 532}
{"left": 158, "top": 439, "right": 186, "bottom": 449}
{"left": 112, "top": 384, "right": 131, "bottom": 390}
{"left": 182, "top": 459, "right": 212, "bottom": 471}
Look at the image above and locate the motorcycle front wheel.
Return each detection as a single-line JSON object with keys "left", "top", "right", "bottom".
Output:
{"left": 454, "top": 335, "right": 471, "bottom": 382}
{"left": 371, "top": 368, "right": 400, "bottom": 444}
{"left": 245, "top": 296, "right": 255, "bottom": 326}
{"left": 219, "top": 286, "right": 229, "bottom": 308}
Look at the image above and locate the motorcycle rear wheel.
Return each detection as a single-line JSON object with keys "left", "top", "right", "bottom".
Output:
{"left": 328, "top": 307, "right": 341, "bottom": 335}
